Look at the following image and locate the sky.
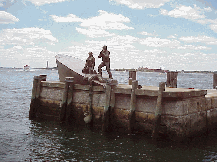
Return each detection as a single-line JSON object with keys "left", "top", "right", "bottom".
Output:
{"left": 0, "top": 0, "right": 217, "bottom": 71}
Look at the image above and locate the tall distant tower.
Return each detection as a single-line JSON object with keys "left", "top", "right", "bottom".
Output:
{"left": 47, "top": 61, "right": 48, "bottom": 68}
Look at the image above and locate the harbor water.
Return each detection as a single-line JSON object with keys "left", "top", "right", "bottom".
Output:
{"left": 0, "top": 68, "right": 216, "bottom": 161}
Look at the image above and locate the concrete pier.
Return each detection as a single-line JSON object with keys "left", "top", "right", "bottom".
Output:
{"left": 166, "top": 71, "right": 178, "bottom": 88}
{"left": 213, "top": 73, "right": 217, "bottom": 89}
{"left": 29, "top": 76, "right": 217, "bottom": 140}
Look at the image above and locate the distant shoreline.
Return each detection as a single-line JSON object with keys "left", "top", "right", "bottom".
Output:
{"left": 0, "top": 67, "right": 58, "bottom": 70}
{"left": 113, "top": 68, "right": 217, "bottom": 74}
{"left": 0, "top": 67, "right": 216, "bottom": 74}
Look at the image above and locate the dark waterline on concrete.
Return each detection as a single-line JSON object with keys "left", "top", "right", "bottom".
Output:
{"left": 0, "top": 68, "right": 216, "bottom": 161}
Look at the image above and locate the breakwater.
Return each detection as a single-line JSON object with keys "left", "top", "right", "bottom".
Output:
{"left": 29, "top": 75, "right": 217, "bottom": 140}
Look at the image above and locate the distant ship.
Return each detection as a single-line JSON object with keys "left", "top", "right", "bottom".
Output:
{"left": 138, "top": 67, "right": 169, "bottom": 73}
{"left": 23, "top": 65, "right": 30, "bottom": 71}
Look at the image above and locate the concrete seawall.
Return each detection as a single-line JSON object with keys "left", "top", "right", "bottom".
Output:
{"left": 30, "top": 78, "right": 217, "bottom": 140}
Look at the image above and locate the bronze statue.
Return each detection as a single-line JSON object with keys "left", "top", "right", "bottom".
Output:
{"left": 82, "top": 52, "right": 96, "bottom": 74}
{"left": 98, "top": 45, "right": 112, "bottom": 78}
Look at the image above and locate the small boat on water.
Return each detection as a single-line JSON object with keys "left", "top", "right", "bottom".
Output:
{"left": 23, "top": 65, "right": 30, "bottom": 71}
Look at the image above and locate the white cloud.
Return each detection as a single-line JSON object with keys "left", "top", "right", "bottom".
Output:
{"left": 80, "top": 10, "right": 133, "bottom": 30}
{"left": 179, "top": 35, "right": 217, "bottom": 45}
{"left": 167, "top": 34, "right": 178, "bottom": 39}
{"left": 0, "top": 11, "right": 19, "bottom": 24}
{"left": 51, "top": 10, "right": 133, "bottom": 30}
{"left": 76, "top": 34, "right": 138, "bottom": 53}
{"left": 209, "top": 23, "right": 217, "bottom": 33}
{"left": 178, "top": 44, "right": 211, "bottom": 50}
{"left": 160, "top": 5, "right": 205, "bottom": 20}
{"left": 144, "top": 49, "right": 166, "bottom": 53}
{"left": 107, "top": 35, "right": 138, "bottom": 46}
{"left": 0, "top": 27, "right": 58, "bottom": 67}
{"left": 196, "top": 18, "right": 217, "bottom": 32}
{"left": 204, "top": 7, "right": 212, "bottom": 12}
{"left": 139, "top": 37, "right": 180, "bottom": 48}
{"left": 0, "top": 46, "right": 57, "bottom": 68}
{"left": 50, "top": 10, "right": 133, "bottom": 38}
{"left": 0, "top": 27, "right": 58, "bottom": 46}
{"left": 110, "top": 0, "right": 171, "bottom": 9}
{"left": 26, "top": 0, "right": 73, "bottom": 6}
{"left": 50, "top": 14, "right": 82, "bottom": 22}
{"left": 160, "top": 4, "right": 217, "bottom": 33}
{"left": 139, "top": 31, "right": 157, "bottom": 36}
{"left": 76, "top": 27, "right": 115, "bottom": 38}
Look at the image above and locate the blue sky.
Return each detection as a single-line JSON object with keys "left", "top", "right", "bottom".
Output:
{"left": 0, "top": 0, "right": 217, "bottom": 71}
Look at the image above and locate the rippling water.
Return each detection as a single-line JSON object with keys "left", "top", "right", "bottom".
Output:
{"left": 0, "top": 68, "right": 216, "bottom": 161}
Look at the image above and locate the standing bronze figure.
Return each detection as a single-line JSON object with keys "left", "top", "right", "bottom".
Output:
{"left": 82, "top": 52, "right": 96, "bottom": 74}
{"left": 98, "top": 46, "right": 112, "bottom": 78}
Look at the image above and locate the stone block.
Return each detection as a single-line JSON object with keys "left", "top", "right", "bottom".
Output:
{"left": 197, "top": 111, "right": 207, "bottom": 131}
{"left": 186, "top": 97, "right": 205, "bottom": 114}
{"left": 162, "top": 100, "right": 184, "bottom": 116}
{"left": 135, "top": 111, "right": 147, "bottom": 123}
{"left": 40, "top": 87, "right": 63, "bottom": 101}
{"left": 40, "top": 99, "right": 61, "bottom": 117}
{"left": 207, "top": 108, "right": 217, "bottom": 126}
{"left": 75, "top": 104, "right": 87, "bottom": 112}
{"left": 162, "top": 115, "right": 185, "bottom": 134}
{"left": 111, "top": 108, "right": 129, "bottom": 120}
{"left": 135, "top": 122, "right": 153, "bottom": 133}
{"left": 114, "top": 87, "right": 132, "bottom": 94}
{"left": 197, "top": 97, "right": 206, "bottom": 112}
{"left": 182, "top": 115, "right": 191, "bottom": 136}
{"left": 211, "top": 97, "right": 217, "bottom": 109}
{"left": 189, "top": 113, "right": 200, "bottom": 133}
{"left": 147, "top": 113, "right": 155, "bottom": 123}
{"left": 92, "top": 106, "right": 104, "bottom": 120}
{"left": 41, "top": 81, "right": 65, "bottom": 88}
{"left": 182, "top": 100, "right": 189, "bottom": 115}
{"left": 92, "top": 93, "right": 106, "bottom": 107}
{"left": 111, "top": 118, "right": 129, "bottom": 132}
{"left": 114, "top": 94, "right": 131, "bottom": 109}
{"left": 73, "top": 91, "right": 89, "bottom": 104}
{"left": 72, "top": 104, "right": 86, "bottom": 125}
{"left": 40, "top": 87, "right": 47, "bottom": 98}
{"left": 205, "top": 97, "right": 212, "bottom": 110}
{"left": 188, "top": 98, "right": 198, "bottom": 113}
{"left": 172, "top": 116, "right": 185, "bottom": 135}
{"left": 136, "top": 96, "right": 157, "bottom": 113}
{"left": 92, "top": 106, "right": 104, "bottom": 114}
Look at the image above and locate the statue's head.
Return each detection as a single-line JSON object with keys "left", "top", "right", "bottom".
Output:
{"left": 103, "top": 45, "right": 107, "bottom": 50}
{"left": 88, "top": 52, "right": 93, "bottom": 56}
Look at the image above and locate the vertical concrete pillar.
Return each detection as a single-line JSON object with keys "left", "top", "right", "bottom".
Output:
{"left": 102, "top": 82, "right": 111, "bottom": 132}
{"left": 128, "top": 80, "right": 138, "bottom": 133}
{"left": 60, "top": 77, "right": 74, "bottom": 123}
{"left": 84, "top": 81, "right": 93, "bottom": 125}
{"left": 213, "top": 73, "right": 217, "bottom": 89}
{"left": 152, "top": 82, "right": 165, "bottom": 139}
{"left": 29, "top": 76, "right": 41, "bottom": 119}
{"left": 166, "top": 71, "right": 178, "bottom": 88}
{"left": 129, "top": 70, "right": 136, "bottom": 85}
{"left": 39, "top": 74, "right": 47, "bottom": 81}
{"left": 128, "top": 78, "right": 133, "bottom": 85}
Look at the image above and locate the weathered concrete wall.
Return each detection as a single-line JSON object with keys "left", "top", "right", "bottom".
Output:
{"left": 32, "top": 80, "right": 217, "bottom": 139}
